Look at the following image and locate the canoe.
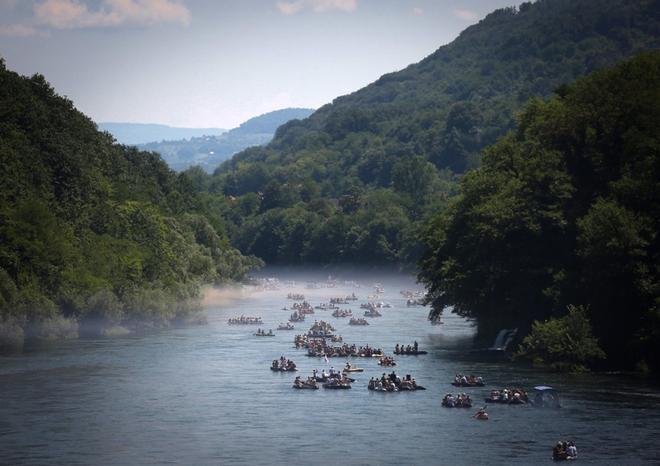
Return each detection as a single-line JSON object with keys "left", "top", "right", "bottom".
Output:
{"left": 393, "top": 350, "right": 427, "bottom": 355}
{"left": 270, "top": 367, "right": 297, "bottom": 372}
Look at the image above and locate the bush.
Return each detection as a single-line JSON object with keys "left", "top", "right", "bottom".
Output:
{"left": 514, "top": 305, "right": 606, "bottom": 371}
{"left": 30, "top": 315, "right": 79, "bottom": 341}
{"left": 84, "top": 289, "right": 124, "bottom": 325}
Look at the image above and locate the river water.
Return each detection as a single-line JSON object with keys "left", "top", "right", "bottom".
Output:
{"left": 1, "top": 270, "right": 659, "bottom": 465}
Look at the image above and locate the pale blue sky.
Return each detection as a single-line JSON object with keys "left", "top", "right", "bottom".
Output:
{"left": 0, "top": 0, "right": 516, "bottom": 127}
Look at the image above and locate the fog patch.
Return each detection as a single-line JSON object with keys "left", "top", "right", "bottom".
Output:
{"left": 201, "top": 284, "right": 249, "bottom": 308}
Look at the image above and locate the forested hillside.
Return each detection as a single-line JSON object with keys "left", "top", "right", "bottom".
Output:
{"left": 419, "top": 52, "right": 660, "bottom": 371}
{"left": 0, "top": 61, "right": 260, "bottom": 349}
{"left": 196, "top": 0, "right": 659, "bottom": 266}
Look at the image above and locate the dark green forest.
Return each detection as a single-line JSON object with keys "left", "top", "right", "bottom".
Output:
{"left": 189, "top": 0, "right": 660, "bottom": 266}
{"left": 419, "top": 52, "right": 660, "bottom": 371}
{"left": 0, "top": 60, "right": 260, "bottom": 349}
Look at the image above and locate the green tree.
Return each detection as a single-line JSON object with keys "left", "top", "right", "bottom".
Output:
{"left": 514, "top": 305, "right": 606, "bottom": 372}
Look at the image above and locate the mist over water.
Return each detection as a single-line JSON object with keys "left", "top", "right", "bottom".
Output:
{"left": 1, "top": 269, "right": 659, "bottom": 465}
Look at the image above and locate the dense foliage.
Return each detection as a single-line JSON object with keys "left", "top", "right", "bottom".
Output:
{"left": 514, "top": 305, "right": 606, "bottom": 372}
{"left": 0, "top": 61, "right": 260, "bottom": 348}
{"left": 419, "top": 52, "right": 660, "bottom": 370}
{"left": 193, "top": 0, "right": 660, "bottom": 266}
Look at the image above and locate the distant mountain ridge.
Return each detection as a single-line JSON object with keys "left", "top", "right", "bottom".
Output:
{"left": 98, "top": 122, "right": 226, "bottom": 145}
{"left": 230, "top": 108, "right": 316, "bottom": 135}
{"left": 139, "top": 108, "right": 314, "bottom": 173}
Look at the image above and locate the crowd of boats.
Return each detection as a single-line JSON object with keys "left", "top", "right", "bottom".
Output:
{"left": 261, "top": 285, "right": 559, "bottom": 406}
{"left": 250, "top": 279, "right": 574, "bottom": 458}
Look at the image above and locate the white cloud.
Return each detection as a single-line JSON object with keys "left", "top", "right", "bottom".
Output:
{"left": 412, "top": 7, "right": 423, "bottom": 16}
{"left": 452, "top": 7, "right": 478, "bottom": 22}
{"left": 277, "top": 0, "right": 357, "bottom": 15}
{"left": 34, "top": 0, "right": 191, "bottom": 29}
{"left": 0, "top": 23, "right": 43, "bottom": 37}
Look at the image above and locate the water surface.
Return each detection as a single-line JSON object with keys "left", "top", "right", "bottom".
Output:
{"left": 1, "top": 271, "right": 659, "bottom": 465}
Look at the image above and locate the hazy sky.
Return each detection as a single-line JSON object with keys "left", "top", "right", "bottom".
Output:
{"left": 0, "top": 0, "right": 515, "bottom": 128}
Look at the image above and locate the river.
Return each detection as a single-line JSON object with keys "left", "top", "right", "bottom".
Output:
{"left": 1, "top": 270, "right": 659, "bottom": 465}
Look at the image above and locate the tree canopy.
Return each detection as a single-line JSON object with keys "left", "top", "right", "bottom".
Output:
{"left": 419, "top": 51, "right": 660, "bottom": 371}
{"left": 0, "top": 60, "right": 260, "bottom": 346}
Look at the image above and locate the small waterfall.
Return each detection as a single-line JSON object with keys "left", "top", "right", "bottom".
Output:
{"left": 502, "top": 328, "right": 518, "bottom": 350}
{"left": 488, "top": 328, "right": 518, "bottom": 351}
{"left": 490, "top": 329, "right": 509, "bottom": 350}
